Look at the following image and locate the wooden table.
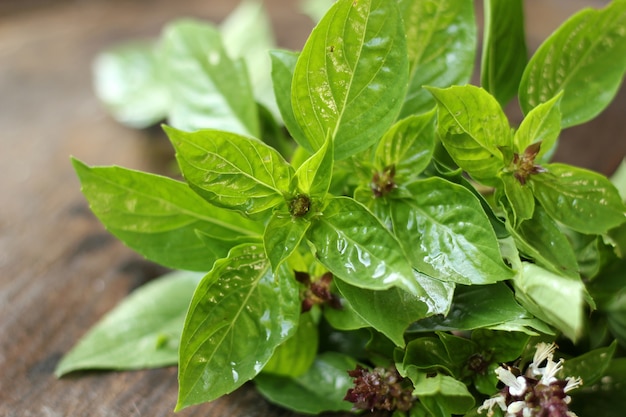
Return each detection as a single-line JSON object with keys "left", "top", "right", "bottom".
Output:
{"left": 0, "top": 1, "right": 622, "bottom": 416}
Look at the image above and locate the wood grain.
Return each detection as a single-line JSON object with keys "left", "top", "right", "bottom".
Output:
{"left": 0, "top": 1, "right": 622, "bottom": 416}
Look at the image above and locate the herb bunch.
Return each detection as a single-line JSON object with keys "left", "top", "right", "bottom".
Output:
{"left": 57, "top": 1, "right": 626, "bottom": 416}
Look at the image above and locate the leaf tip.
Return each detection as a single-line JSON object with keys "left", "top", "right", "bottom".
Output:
{"left": 70, "top": 157, "right": 90, "bottom": 177}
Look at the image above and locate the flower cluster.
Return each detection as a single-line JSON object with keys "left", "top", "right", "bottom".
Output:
{"left": 478, "top": 343, "right": 583, "bottom": 417}
{"left": 295, "top": 271, "right": 342, "bottom": 313}
{"left": 510, "top": 142, "right": 547, "bottom": 185}
{"left": 344, "top": 365, "right": 415, "bottom": 412}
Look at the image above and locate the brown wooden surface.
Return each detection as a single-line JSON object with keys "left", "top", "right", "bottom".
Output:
{"left": 0, "top": 1, "right": 622, "bottom": 416}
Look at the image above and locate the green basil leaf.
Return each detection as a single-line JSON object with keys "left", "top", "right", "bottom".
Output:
{"left": 436, "top": 332, "right": 479, "bottom": 376}
{"left": 72, "top": 158, "right": 261, "bottom": 271}
{"left": 409, "top": 283, "right": 531, "bottom": 332}
{"left": 161, "top": 20, "right": 259, "bottom": 136}
{"left": 92, "top": 41, "right": 169, "bottom": 128}
{"left": 55, "top": 270, "right": 202, "bottom": 376}
{"left": 399, "top": 0, "right": 477, "bottom": 117}
{"left": 486, "top": 318, "right": 555, "bottom": 337}
{"left": 442, "top": 172, "right": 509, "bottom": 239}
{"left": 500, "top": 174, "right": 535, "bottom": 226}
{"left": 607, "top": 290, "right": 626, "bottom": 346}
{"left": 263, "top": 212, "right": 310, "bottom": 272}
{"left": 165, "top": 126, "right": 294, "bottom": 216}
{"left": 508, "top": 205, "right": 579, "bottom": 279}
{"left": 570, "top": 358, "right": 626, "bottom": 417}
{"left": 427, "top": 85, "right": 510, "bottom": 185}
{"left": 472, "top": 329, "right": 530, "bottom": 364}
{"left": 334, "top": 277, "right": 454, "bottom": 347}
{"left": 512, "top": 92, "right": 562, "bottom": 159}
{"left": 519, "top": 1, "right": 626, "bottom": 128}
{"left": 307, "top": 196, "right": 419, "bottom": 296}
{"left": 254, "top": 352, "right": 357, "bottom": 414}
{"left": 374, "top": 111, "right": 436, "bottom": 181}
{"left": 409, "top": 372, "right": 475, "bottom": 416}
{"left": 176, "top": 244, "right": 300, "bottom": 410}
{"left": 294, "top": 133, "right": 333, "bottom": 198}
{"left": 570, "top": 233, "right": 609, "bottom": 281}
{"left": 562, "top": 341, "right": 617, "bottom": 387}
{"left": 470, "top": 330, "right": 531, "bottom": 395}
{"left": 402, "top": 337, "right": 455, "bottom": 376}
{"left": 220, "top": 0, "right": 277, "bottom": 117}
{"left": 480, "top": 0, "right": 527, "bottom": 107}
{"left": 513, "top": 262, "right": 585, "bottom": 341}
{"left": 531, "top": 163, "right": 626, "bottom": 235}
{"left": 269, "top": 49, "right": 308, "bottom": 144}
{"left": 291, "top": 0, "right": 409, "bottom": 159}
{"left": 262, "top": 312, "right": 318, "bottom": 377}
{"left": 322, "top": 291, "right": 372, "bottom": 331}
{"left": 392, "top": 178, "right": 514, "bottom": 285}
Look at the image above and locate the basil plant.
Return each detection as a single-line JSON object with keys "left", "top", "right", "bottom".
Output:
{"left": 58, "top": 1, "right": 626, "bottom": 416}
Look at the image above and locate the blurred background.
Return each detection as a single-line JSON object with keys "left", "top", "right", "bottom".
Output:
{"left": 0, "top": 1, "right": 622, "bottom": 416}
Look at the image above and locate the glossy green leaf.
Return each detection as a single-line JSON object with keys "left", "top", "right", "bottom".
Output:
{"left": 436, "top": 332, "right": 479, "bottom": 375}
{"left": 402, "top": 337, "right": 456, "bottom": 376}
{"left": 254, "top": 352, "right": 357, "bottom": 414}
{"left": 513, "top": 262, "right": 585, "bottom": 341}
{"left": 571, "top": 233, "right": 613, "bottom": 281}
{"left": 531, "top": 163, "right": 626, "bottom": 234}
{"left": 500, "top": 174, "right": 535, "bottom": 226}
{"left": 55, "top": 270, "right": 202, "bottom": 376}
{"left": 294, "top": 133, "right": 333, "bottom": 198}
{"left": 92, "top": 41, "right": 169, "bottom": 128}
{"left": 519, "top": 1, "right": 626, "bottom": 128}
{"left": 472, "top": 329, "right": 530, "bottom": 364}
{"left": 562, "top": 341, "right": 617, "bottom": 387}
{"left": 262, "top": 312, "right": 318, "bottom": 377}
{"left": 307, "top": 196, "right": 420, "bottom": 296}
{"left": 391, "top": 178, "right": 514, "bottom": 285}
{"left": 161, "top": 20, "right": 259, "bottom": 136}
{"left": 442, "top": 172, "right": 509, "bottom": 239}
{"left": 72, "top": 158, "right": 261, "bottom": 271}
{"left": 334, "top": 276, "right": 454, "bottom": 347}
{"left": 374, "top": 111, "right": 436, "bottom": 181}
{"left": 220, "top": 0, "right": 277, "bottom": 117}
{"left": 269, "top": 49, "right": 308, "bottom": 144}
{"left": 176, "top": 244, "right": 300, "bottom": 410}
{"left": 291, "top": 0, "right": 409, "bottom": 159}
{"left": 512, "top": 92, "right": 562, "bottom": 159}
{"left": 263, "top": 212, "right": 310, "bottom": 272}
{"left": 409, "top": 283, "right": 531, "bottom": 332}
{"left": 165, "top": 126, "right": 294, "bottom": 216}
{"left": 508, "top": 205, "right": 579, "bottom": 279}
{"left": 427, "top": 85, "right": 510, "bottom": 185}
{"left": 480, "top": 0, "right": 527, "bottom": 107}
{"left": 399, "top": 0, "right": 477, "bottom": 117}
{"left": 322, "top": 291, "right": 371, "bottom": 331}
{"left": 409, "top": 372, "right": 475, "bottom": 416}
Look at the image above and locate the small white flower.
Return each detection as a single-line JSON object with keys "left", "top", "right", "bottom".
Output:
{"left": 507, "top": 400, "right": 526, "bottom": 414}
{"left": 495, "top": 367, "right": 528, "bottom": 396}
{"left": 477, "top": 395, "right": 507, "bottom": 416}
{"left": 529, "top": 342, "right": 557, "bottom": 377}
{"left": 564, "top": 376, "right": 583, "bottom": 393}
{"left": 540, "top": 357, "right": 563, "bottom": 386}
